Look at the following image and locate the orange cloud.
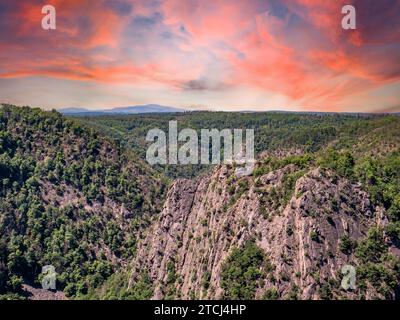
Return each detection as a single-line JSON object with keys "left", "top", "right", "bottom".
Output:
{"left": 0, "top": 0, "right": 399, "bottom": 112}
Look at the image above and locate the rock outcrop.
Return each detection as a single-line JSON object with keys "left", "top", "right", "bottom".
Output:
{"left": 129, "top": 164, "right": 395, "bottom": 299}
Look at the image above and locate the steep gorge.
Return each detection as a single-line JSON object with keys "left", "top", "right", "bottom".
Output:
{"left": 1, "top": 105, "right": 399, "bottom": 300}
{"left": 130, "top": 162, "right": 399, "bottom": 300}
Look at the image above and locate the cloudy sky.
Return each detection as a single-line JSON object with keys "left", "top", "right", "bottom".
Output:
{"left": 0, "top": 0, "right": 399, "bottom": 112}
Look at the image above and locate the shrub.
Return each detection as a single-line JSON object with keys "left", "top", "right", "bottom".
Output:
{"left": 310, "top": 230, "right": 319, "bottom": 242}
{"left": 339, "top": 235, "right": 355, "bottom": 255}
{"left": 263, "top": 288, "right": 278, "bottom": 300}
{"left": 221, "top": 241, "right": 266, "bottom": 299}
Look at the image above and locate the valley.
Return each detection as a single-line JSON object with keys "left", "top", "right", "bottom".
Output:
{"left": 0, "top": 104, "right": 399, "bottom": 300}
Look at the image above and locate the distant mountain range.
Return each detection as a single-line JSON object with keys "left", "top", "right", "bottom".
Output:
{"left": 57, "top": 105, "right": 400, "bottom": 116}
{"left": 59, "top": 104, "right": 186, "bottom": 115}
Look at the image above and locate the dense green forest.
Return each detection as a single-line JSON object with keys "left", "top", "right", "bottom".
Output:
{"left": 75, "top": 110, "right": 399, "bottom": 300}
{"left": 225, "top": 148, "right": 400, "bottom": 299}
{"left": 1, "top": 104, "right": 399, "bottom": 299}
{"left": 0, "top": 105, "right": 166, "bottom": 299}
{"left": 72, "top": 112, "right": 398, "bottom": 178}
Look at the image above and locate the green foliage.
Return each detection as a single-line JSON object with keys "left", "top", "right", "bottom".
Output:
{"left": 0, "top": 293, "right": 26, "bottom": 300}
{"left": 0, "top": 105, "right": 164, "bottom": 297}
{"left": 356, "top": 227, "right": 387, "bottom": 264}
{"left": 355, "top": 152, "right": 400, "bottom": 249}
{"left": 221, "top": 241, "right": 266, "bottom": 299}
{"left": 286, "top": 284, "right": 299, "bottom": 300}
{"left": 74, "top": 112, "right": 390, "bottom": 179}
{"left": 1, "top": 104, "right": 400, "bottom": 300}
{"left": 202, "top": 271, "right": 212, "bottom": 291}
{"left": 318, "top": 149, "right": 355, "bottom": 179}
{"left": 165, "top": 260, "right": 177, "bottom": 299}
{"left": 318, "top": 283, "right": 333, "bottom": 300}
{"left": 281, "top": 170, "right": 305, "bottom": 205}
{"left": 123, "top": 272, "right": 154, "bottom": 300}
{"left": 339, "top": 235, "right": 355, "bottom": 255}
{"left": 254, "top": 154, "right": 313, "bottom": 178}
{"left": 386, "top": 222, "right": 400, "bottom": 242}
{"left": 355, "top": 227, "right": 400, "bottom": 298}
{"left": 83, "top": 269, "right": 154, "bottom": 300}
{"left": 310, "top": 230, "right": 319, "bottom": 242}
{"left": 262, "top": 288, "right": 278, "bottom": 300}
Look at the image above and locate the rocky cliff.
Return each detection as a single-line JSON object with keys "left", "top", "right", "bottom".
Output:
{"left": 129, "top": 161, "right": 399, "bottom": 300}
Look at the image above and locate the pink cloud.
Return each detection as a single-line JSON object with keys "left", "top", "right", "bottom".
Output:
{"left": 0, "top": 0, "right": 399, "bottom": 111}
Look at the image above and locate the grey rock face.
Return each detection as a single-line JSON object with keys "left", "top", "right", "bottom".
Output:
{"left": 130, "top": 164, "right": 388, "bottom": 299}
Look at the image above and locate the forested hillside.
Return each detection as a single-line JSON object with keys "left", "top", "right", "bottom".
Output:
{"left": 73, "top": 112, "right": 397, "bottom": 178}
{"left": 0, "top": 105, "right": 166, "bottom": 299}
{"left": 1, "top": 105, "right": 399, "bottom": 300}
{"left": 128, "top": 117, "right": 400, "bottom": 300}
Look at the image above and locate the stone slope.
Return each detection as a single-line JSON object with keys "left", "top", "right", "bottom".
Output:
{"left": 130, "top": 163, "right": 396, "bottom": 299}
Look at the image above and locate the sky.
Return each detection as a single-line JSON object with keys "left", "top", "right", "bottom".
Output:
{"left": 0, "top": 0, "right": 400, "bottom": 112}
